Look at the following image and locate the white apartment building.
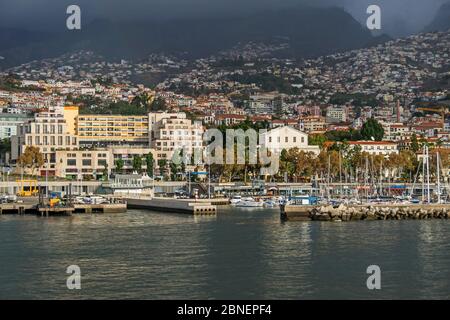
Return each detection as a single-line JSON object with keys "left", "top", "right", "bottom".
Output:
{"left": 11, "top": 106, "right": 79, "bottom": 176}
{"left": 383, "top": 123, "right": 411, "bottom": 141}
{"left": 55, "top": 146, "right": 155, "bottom": 180}
{"left": 348, "top": 141, "right": 399, "bottom": 156}
{"left": 151, "top": 113, "right": 204, "bottom": 162}
{"left": 326, "top": 106, "right": 348, "bottom": 123}
{"left": 248, "top": 93, "right": 281, "bottom": 115}
{"left": 259, "top": 126, "right": 320, "bottom": 155}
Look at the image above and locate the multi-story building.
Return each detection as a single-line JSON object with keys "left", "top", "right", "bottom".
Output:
{"left": 10, "top": 105, "right": 210, "bottom": 177}
{"left": 326, "top": 106, "right": 348, "bottom": 123}
{"left": 299, "top": 116, "right": 327, "bottom": 133}
{"left": 152, "top": 113, "right": 204, "bottom": 162}
{"left": 348, "top": 141, "right": 399, "bottom": 156}
{"left": 383, "top": 123, "right": 411, "bottom": 141}
{"left": 148, "top": 112, "right": 182, "bottom": 142}
{"left": 11, "top": 106, "right": 79, "bottom": 176}
{"left": 0, "top": 113, "right": 33, "bottom": 139}
{"left": 259, "top": 126, "right": 320, "bottom": 155}
{"left": 75, "top": 112, "right": 149, "bottom": 147}
{"left": 55, "top": 149, "right": 111, "bottom": 180}
{"left": 55, "top": 146, "right": 155, "bottom": 180}
{"left": 248, "top": 93, "right": 281, "bottom": 115}
{"left": 214, "top": 114, "right": 246, "bottom": 126}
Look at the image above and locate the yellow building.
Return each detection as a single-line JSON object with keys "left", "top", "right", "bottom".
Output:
{"left": 63, "top": 105, "right": 79, "bottom": 135}
{"left": 62, "top": 107, "right": 150, "bottom": 146}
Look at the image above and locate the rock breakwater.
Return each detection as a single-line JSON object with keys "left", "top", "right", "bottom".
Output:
{"left": 309, "top": 204, "right": 450, "bottom": 221}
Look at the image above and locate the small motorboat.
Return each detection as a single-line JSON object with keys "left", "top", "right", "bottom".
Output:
{"left": 230, "top": 195, "right": 242, "bottom": 205}
{"left": 235, "top": 197, "right": 264, "bottom": 208}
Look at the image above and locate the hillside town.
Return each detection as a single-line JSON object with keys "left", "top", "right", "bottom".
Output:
{"left": 0, "top": 30, "right": 449, "bottom": 186}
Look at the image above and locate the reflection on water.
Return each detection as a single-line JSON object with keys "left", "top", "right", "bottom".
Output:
{"left": 0, "top": 207, "right": 449, "bottom": 299}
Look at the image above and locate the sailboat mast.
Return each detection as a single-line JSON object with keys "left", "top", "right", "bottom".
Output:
{"left": 437, "top": 151, "right": 441, "bottom": 204}
{"left": 426, "top": 145, "right": 431, "bottom": 203}
{"left": 422, "top": 148, "right": 425, "bottom": 202}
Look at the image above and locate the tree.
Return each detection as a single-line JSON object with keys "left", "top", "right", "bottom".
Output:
{"left": 309, "top": 134, "right": 327, "bottom": 147}
{"left": 0, "top": 138, "right": 11, "bottom": 163}
{"left": 149, "top": 97, "right": 166, "bottom": 112}
{"left": 132, "top": 155, "right": 143, "bottom": 172}
{"left": 115, "top": 159, "right": 124, "bottom": 173}
{"left": 145, "top": 152, "right": 154, "bottom": 177}
{"left": 17, "top": 146, "right": 44, "bottom": 176}
{"left": 360, "top": 118, "right": 384, "bottom": 141}
{"left": 102, "top": 163, "right": 109, "bottom": 181}
{"left": 158, "top": 159, "right": 168, "bottom": 177}
{"left": 410, "top": 133, "right": 420, "bottom": 153}
{"left": 170, "top": 162, "right": 179, "bottom": 181}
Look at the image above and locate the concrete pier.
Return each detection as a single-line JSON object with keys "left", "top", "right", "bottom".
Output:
{"left": 73, "top": 203, "right": 127, "bottom": 214}
{"left": 0, "top": 199, "right": 127, "bottom": 216}
{"left": 126, "top": 197, "right": 217, "bottom": 215}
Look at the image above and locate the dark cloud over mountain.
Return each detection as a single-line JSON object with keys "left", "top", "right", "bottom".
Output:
{"left": 0, "top": 0, "right": 448, "bottom": 37}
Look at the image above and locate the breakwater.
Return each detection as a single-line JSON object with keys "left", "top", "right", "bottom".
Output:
{"left": 282, "top": 204, "right": 450, "bottom": 221}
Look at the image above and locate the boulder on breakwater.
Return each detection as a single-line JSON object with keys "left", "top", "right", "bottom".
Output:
{"left": 309, "top": 204, "right": 449, "bottom": 221}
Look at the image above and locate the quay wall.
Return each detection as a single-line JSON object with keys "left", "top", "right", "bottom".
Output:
{"left": 126, "top": 197, "right": 216, "bottom": 215}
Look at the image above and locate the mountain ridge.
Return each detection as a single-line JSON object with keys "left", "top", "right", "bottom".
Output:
{"left": 0, "top": 5, "right": 390, "bottom": 69}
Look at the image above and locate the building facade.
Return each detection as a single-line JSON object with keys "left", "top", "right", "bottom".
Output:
{"left": 260, "top": 126, "right": 320, "bottom": 155}
{"left": 0, "top": 113, "right": 32, "bottom": 139}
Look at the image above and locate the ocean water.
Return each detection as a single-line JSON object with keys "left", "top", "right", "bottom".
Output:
{"left": 0, "top": 207, "right": 449, "bottom": 299}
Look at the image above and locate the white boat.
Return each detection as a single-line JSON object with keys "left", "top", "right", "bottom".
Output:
{"left": 230, "top": 195, "right": 242, "bottom": 205}
{"left": 264, "top": 198, "right": 279, "bottom": 207}
{"left": 235, "top": 197, "right": 264, "bottom": 207}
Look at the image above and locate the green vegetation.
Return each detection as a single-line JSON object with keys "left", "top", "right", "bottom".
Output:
{"left": 115, "top": 159, "right": 124, "bottom": 173}
{"left": 75, "top": 93, "right": 166, "bottom": 115}
{"left": 309, "top": 133, "right": 327, "bottom": 147}
{"left": 132, "top": 155, "right": 143, "bottom": 172}
{"left": 325, "top": 129, "right": 362, "bottom": 142}
{"left": 145, "top": 152, "right": 154, "bottom": 177}
{"left": 0, "top": 138, "right": 11, "bottom": 160}
{"left": 228, "top": 72, "right": 301, "bottom": 94}
{"left": 360, "top": 118, "right": 384, "bottom": 141}
{"left": 410, "top": 134, "right": 420, "bottom": 153}
{"left": 0, "top": 75, "right": 44, "bottom": 92}
{"left": 329, "top": 93, "right": 378, "bottom": 107}
{"left": 17, "top": 146, "right": 44, "bottom": 176}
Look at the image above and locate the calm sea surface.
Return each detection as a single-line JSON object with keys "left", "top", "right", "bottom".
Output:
{"left": 0, "top": 207, "right": 449, "bottom": 299}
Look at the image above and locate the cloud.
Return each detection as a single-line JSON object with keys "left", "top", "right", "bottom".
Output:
{"left": 0, "top": 0, "right": 447, "bottom": 37}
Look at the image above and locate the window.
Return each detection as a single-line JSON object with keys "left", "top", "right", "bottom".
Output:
{"left": 98, "top": 159, "right": 107, "bottom": 167}
{"left": 269, "top": 137, "right": 272, "bottom": 143}
{"left": 67, "top": 159, "right": 77, "bottom": 166}
{"left": 58, "top": 136, "right": 63, "bottom": 146}
{"left": 82, "top": 159, "right": 92, "bottom": 166}
{"left": 285, "top": 137, "right": 288, "bottom": 143}
{"left": 293, "top": 137, "right": 297, "bottom": 143}
{"left": 301, "top": 137, "right": 305, "bottom": 143}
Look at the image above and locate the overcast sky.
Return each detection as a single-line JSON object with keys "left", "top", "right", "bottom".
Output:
{"left": 0, "top": 0, "right": 448, "bottom": 37}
